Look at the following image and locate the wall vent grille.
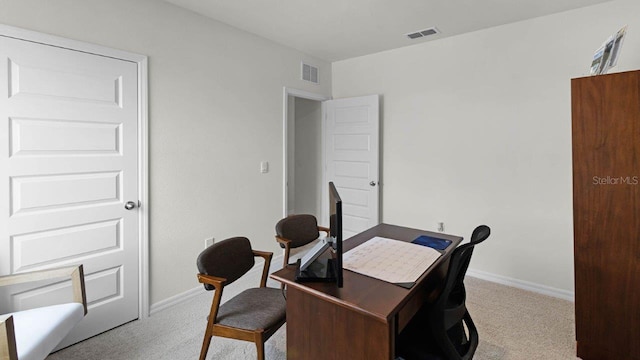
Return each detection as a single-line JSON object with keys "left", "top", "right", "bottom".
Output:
{"left": 302, "top": 63, "right": 319, "bottom": 84}
{"left": 406, "top": 27, "right": 440, "bottom": 40}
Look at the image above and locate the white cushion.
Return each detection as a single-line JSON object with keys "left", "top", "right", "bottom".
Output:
{"left": 4, "top": 303, "right": 84, "bottom": 360}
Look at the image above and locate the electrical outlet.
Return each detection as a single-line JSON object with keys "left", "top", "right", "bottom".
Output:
{"left": 437, "top": 222, "right": 444, "bottom": 232}
{"left": 205, "top": 237, "right": 215, "bottom": 248}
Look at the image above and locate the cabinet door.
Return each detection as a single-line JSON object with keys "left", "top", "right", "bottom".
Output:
{"left": 572, "top": 70, "right": 640, "bottom": 360}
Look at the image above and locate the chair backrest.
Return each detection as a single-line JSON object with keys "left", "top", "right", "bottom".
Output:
{"left": 275, "top": 214, "right": 320, "bottom": 248}
{"left": 437, "top": 225, "right": 491, "bottom": 309}
{"left": 197, "top": 237, "right": 255, "bottom": 291}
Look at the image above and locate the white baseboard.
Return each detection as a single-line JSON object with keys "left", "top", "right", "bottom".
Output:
{"left": 149, "top": 253, "right": 284, "bottom": 315}
{"left": 150, "top": 256, "right": 573, "bottom": 315}
{"left": 150, "top": 285, "right": 204, "bottom": 315}
{"left": 467, "top": 269, "right": 575, "bottom": 302}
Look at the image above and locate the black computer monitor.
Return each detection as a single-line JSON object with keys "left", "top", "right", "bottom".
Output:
{"left": 295, "top": 182, "right": 343, "bottom": 288}
{"left": 329, "top": 181, "right": 343, "bottom": 288}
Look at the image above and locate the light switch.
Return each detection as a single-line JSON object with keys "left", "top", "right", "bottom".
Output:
{"left": 260, "top": 161, "right": 269, "bottom": 173}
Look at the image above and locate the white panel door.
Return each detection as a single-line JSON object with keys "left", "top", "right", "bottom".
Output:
{"left": 325, "top": 95, "right": 379, "bottom": 239}
{"left": 0, "top": 36, "right": 139, "bottom": 348}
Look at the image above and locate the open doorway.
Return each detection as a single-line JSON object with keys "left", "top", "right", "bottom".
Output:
{"left": 282, "top": 88, "right": 330, "bottom": 223}
{"left": 283, "top": 89, "right": 380, "bottom": 236}
{"left": 288, "top": 96, "right": 322, "bottom": 216}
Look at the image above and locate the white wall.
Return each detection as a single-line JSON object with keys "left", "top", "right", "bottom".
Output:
{"left": 0, "top": 0, "right": 331, "bottom": 304}
{"left": 294, "top": 98, "right": 323, "bottom": 218}
{"left": 332, "top": 0, "right": 640, "bottom": 294}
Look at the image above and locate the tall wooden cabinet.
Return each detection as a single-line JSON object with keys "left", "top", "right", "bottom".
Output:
{"left": 572, "top": 70, "right": 640, "bottom": 359}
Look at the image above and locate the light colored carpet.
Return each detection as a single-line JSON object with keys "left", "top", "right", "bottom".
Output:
{"left": 47, "top": 277, "right": 577, "bottom": 360}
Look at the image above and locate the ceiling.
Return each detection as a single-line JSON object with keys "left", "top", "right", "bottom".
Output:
{"left": 164, "top": 0, "right": 612, "bottom": 62}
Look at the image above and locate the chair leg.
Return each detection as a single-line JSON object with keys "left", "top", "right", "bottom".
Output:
{"left": 255, "top": 332, "right": 265, "bottom": 360}
{"left": 199, "top": 326, "right": 213, "bottom": 360}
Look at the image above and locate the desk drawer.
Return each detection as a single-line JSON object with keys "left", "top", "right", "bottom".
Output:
{"left": 397, "top": 290, "right": 426, "bottom": 332}
{"left": 397, "top": 262, "right": 448, "bottom": 332}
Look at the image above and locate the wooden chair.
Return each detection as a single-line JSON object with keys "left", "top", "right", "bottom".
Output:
{"left": 0, "top": 265, "right": 87, "bottom": 360}
{"left": 275, "top": 214, "right": 330, "bottom": 270}
{"left": 196, "top": 237, "right": 286, "bottom": 360}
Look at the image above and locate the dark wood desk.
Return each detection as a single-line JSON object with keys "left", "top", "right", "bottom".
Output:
{"left": 270, "top": 223, "right": 462, "bottom": 360}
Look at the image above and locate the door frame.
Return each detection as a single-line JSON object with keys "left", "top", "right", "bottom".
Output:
{"left": 0, "top": 24, "right": 151, "bottom": 318}
{"left": 282, "top": 87, "right": 331, "bottom": 218}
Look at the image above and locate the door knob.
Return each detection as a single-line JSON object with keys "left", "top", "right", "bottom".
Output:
{"left": 124, "top": 201, "right": 137, "bottom": 210}
{"left": 369, "top": 181, "right": 377, "bottom": 187}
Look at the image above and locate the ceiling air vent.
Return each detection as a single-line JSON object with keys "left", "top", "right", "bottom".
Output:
{"left": 302, "top": 62, "right": 319, "bottom": 84}
{"left": 406, "top": 27, "right": 440, "bottom": 40}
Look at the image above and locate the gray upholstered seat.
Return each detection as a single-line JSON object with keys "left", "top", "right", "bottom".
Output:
{"left": 217, "top": 287, "right": 286, "bottom": 330}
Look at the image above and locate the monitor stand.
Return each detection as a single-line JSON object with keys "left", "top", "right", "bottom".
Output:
{"left": 295, "top": 258, "right": 336, "bottom": 283}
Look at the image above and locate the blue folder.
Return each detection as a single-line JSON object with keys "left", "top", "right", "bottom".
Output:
{"left": 412, "top": 235, "right": 452, "bottom": 251}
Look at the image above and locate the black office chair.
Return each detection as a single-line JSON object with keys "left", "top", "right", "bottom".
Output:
{"left": 397, "top": 225, "right": 491, "bottom": 360}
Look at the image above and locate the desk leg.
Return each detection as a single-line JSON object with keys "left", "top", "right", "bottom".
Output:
{"left": 286, "top": 287, "right": 392, "bottom": 360}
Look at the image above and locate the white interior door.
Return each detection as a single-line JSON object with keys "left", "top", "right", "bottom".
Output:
{"left": 0, "top": 35, "right": 139, "bottom": 348}
{"left": 324, "top": 95, "right": 379, "bottom": 239}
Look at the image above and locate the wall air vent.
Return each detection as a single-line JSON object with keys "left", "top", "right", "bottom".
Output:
{"left": 301, "top": 62, "right": 319, "bottom": 84}
{"left": 406, "top": 27, "right": 440, "bottom": 40}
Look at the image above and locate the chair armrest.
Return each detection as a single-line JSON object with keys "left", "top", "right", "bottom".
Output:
{"left": 0, "top": 265, "right": 87, "bottom": 316}
{"left": 252, "top": 250, "right": 273, "bottom": 288}
{"left": 197, "top": 274, "right": 226, "bottom": 327}
{"left": 0, "top": 315, "right": 17, "bottom": 360}
{"left": 252, "top": 250, "right": 273, "bottom": 261}
{"left": 197, "top": 274, "right": 226, "bottom": 291}
{"left": 275, "top": 236, "right": 291, "bottom": 247}
{"left": 318, "top": 226, "right": 331, "bottom": 236}
{"left": 275, "top": 236, "right": 292, "bottom": 269}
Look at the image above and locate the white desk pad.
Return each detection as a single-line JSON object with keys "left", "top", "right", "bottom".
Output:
{"left": 342, "top": 236, "right": 442, "bottom": 284}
